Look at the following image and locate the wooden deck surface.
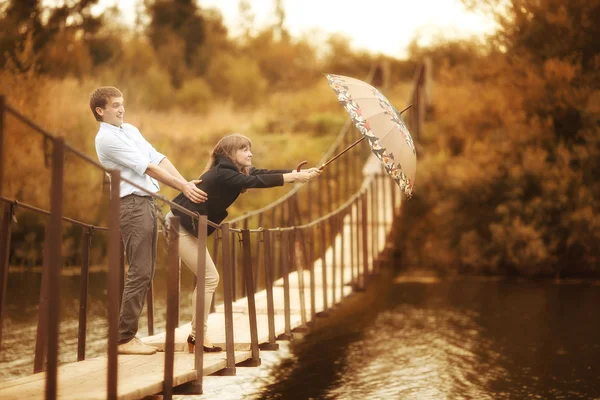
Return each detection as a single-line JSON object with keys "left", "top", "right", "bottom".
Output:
{"left": 0, "top": 164, "right": 396, "bottom": 400}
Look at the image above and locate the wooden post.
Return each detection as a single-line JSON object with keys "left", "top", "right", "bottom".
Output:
{"left": 260, "top": 230, "right": 278, "bottom": 350}
{"left": 230, "top": 228, "right": 237, "bottom": 301}
{"left": 45, "top": 137, "right": 65, "bottom": 400}
{"left": 348, "top": 201, "right": 355, "bottom": 287}
{"left": 0, "top": 203, "right": 14, "bottom": 349}
{"left": 308, "top": 225, "right": 316, "bottom": 322}
{"left": 370, "top": 175, "right": 379, "bottom": 272}
{"left": 294, "top": 227, "right": 307, "bottom": 327}
{"left": 319, "top": 221, "right": 328, "bottom": 313}
{"left": 254, "top": 214, "right": 262, "bottom": 291}
{"left": 77, "top": 227, "right": 92, "bottom": 361}
{"left": 0, "top": 96, "right": 4, "bottom": 196}
{"left": 339, "top": 211, "right": 345, "bottom": 301}
{"left": 219, "top": 224, "right": 236, "bottom": 375}
{"left": 279, "top": 230, "right": 292, "bottom": 340}
{"left": 107, "top": 170, "right": 121, "bottom": 400}
{"left": 361, "top": 192, "right": 369, "bottom": 288}
{"left": 163, "top": 216, "right": 180, "bottom": 399}
{"left": 146, "top": 282, "right": 155, "bottom": 336}
{"left": 34, "top": 227, "right": 49, "bottom": 374}
{"left": 330, "top": 215, "right": 337, "bottom": 305}
{"left": 326, "top": 168, "right": 332, "bottom": 214}
{"left": 242, "top": 219, "right": 249, "bottom": 298}
{"left": 192, "top": 215, "right": 208, "bottom": 393}
{"left": 119, "top": 239, "right": 124, "bottom": 309}
{"left": 241, "top": 229, "right": 261, "bottom": 366}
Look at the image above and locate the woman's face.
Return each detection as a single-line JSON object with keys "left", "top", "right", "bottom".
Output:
{"left": 233, "top": 145, "right": 253, "bottom": 169}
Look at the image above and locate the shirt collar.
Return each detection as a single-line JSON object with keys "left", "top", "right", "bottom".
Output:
{"left": 100, "top": 121, "right": 123, "bottom": 134}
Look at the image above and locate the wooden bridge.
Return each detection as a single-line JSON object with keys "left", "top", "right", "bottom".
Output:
{"left": 0, "top": 63, "right": 430, "bottom": 399}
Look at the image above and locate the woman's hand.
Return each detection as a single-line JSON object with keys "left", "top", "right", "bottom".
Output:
{"left": 301, "top": 167, "right": 321, "bottom": 174}
{"left": 294, "top": 171, "right": 312, "bottom": 183}
{"left": 284, "top": 168, "right": 321, "bottom": 183}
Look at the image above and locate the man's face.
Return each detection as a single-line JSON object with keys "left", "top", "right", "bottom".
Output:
{"left": 96, "top": 96, "right": 124, "bottom": 127}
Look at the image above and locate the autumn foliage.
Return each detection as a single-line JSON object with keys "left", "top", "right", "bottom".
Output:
{"left": 397, "top": 0, "right": 600, "bottom": 277}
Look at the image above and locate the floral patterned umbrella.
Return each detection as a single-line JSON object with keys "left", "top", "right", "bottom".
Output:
{"left": 326, "top": 74, "right": 417, "bottom": 197}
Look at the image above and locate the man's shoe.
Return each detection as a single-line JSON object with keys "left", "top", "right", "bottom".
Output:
{"left": 134, "top": 337, "right": 160, "bottom": 351}
{"left": 118, "top": 338, "right": 157, "bottom": 355}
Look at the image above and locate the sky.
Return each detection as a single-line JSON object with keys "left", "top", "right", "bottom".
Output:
{"left": 90, "top": 0, "right": 497, "bottom": 58}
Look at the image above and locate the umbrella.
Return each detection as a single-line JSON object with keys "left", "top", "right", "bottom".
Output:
{"left": 322, "top": 73, "right": 417, "bottom": 197}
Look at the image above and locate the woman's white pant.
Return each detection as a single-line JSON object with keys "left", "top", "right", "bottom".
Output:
{"left": 166, "top": 212, "right": 219, "bottom": 338}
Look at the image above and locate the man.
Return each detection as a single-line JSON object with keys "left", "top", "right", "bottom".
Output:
{"left": 91, "top": 86, "right": 207, "bottom": 355}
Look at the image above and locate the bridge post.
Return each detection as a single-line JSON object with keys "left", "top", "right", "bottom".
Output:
{"left": 371, "top": 178, "right": 378, "bottom": 272}
{"left": 278, "top": 230, "right": 292, "bottom": 340}
{"left": 0, "top": 97, "right": 6, "bottom": 344}
{"left": 163, "top": 215, "right": 180, "bottom": 399}
{"left": 146, "top": 278, "right": 154, "bottom": 336}
{"left": 355, "top": 196, "right": 363, "bottom": 291}
{"left": 292, "top": 227, "right": 308, "bottom": 330}
{"left": 230, "top": 225, "right": 237, "bottom": 301}
{"left": 107, "top": 169, "right": 121, "bottom": 399}
{"left": 330, "top": 215, "right": 337, "bottom": 305}
{"left": 34, "top": 227, "right": 49, "bottom": 374}
{"left": 77, "top": 227, "right": 92, "bottom": 361}
{"left": 254, "top": 214, "right": 262, "bottom": 292}
{"left": 118, "top": 239, "right": 125, "bottom": 314}
{"left": 260, "top": 229, "right": 279, "bottom": 351}
{"left": 190, "top": 214, "right": 208, "bottom": 393}
{"left": 240, "top": 229, "right": 261, "bottom": 366}
{"left": 361, "top": 192, "right": 369, "bottom": 288}
{"left": 339, "top": 209, "right": 345, "bottom": 301}
{"left": 219, "top": 223, "right": 236, "bottom": 375}
{"left": 349, "top": 200, "right": 356, "bottom": 287}
{"left": 308, "top": 225, "right": 316, "bottom": 323}
{"left": 45, "top": 137, "right": 65, "bottom": 400}
{"left": 242, "top": 218, "right": 249, "bottom": 298}
{"left": 326, "top": 168, "right": 333, "bottom": 214}
{"left": 0, "top": 95, "right": 4, "bottom": 196}
{"left": 0, "top": 202, "right": 14, "bottom": 350}
{"left": 318, "top": 220, "right": 329, "bottom": 315}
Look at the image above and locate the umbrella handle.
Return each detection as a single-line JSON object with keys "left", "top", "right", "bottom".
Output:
{"left": 319, "top": 136, "right": 366, "bottom": 171}
{"left": 296, "top": 160, "right": 308, "bottom": 172}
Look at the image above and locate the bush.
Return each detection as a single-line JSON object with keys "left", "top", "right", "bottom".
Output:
{"left": 175, "top": 77, "right": 213, "bottom": 112}
{"left": 205, "top": 53, "right": 267, "bottom": 107}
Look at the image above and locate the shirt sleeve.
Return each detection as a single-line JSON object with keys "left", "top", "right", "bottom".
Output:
{"left": 130, "top": 124, "right": 166, "bottom": 165}
{"left": 220, "top": 165, "right": 285, "bottom": 190}
{"left": 96, "top": 134, "right": 151, "bottom": 176}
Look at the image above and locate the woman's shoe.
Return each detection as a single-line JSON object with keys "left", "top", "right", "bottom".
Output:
{"left": 203, "top": 344, "right": 222, "bottom": 353}
{"left": 187, "top": 334, "right": 223, "bottom": 353}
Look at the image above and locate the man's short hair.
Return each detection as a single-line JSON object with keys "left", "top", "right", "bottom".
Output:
{"left": 89, "top": 87, "right": 123, "bottom": 122}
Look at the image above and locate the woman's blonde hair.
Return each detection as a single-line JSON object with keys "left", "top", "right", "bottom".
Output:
{"left": 204, "top": 133, "right": 252, "bottom": 174}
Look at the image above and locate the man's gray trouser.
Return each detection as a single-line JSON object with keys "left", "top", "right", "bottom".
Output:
{"left": 119, "top": 194, "right": 157, "bottom": 344}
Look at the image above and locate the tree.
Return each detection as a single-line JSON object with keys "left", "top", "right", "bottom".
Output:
{"left": 0, "top": 0, "right": 102, "bottom": 73}
{"left": 396, "top": 0, "right": 600, "bottom": 277}
{"left": 145, "top": 0, "right": 205, "bottom": 86}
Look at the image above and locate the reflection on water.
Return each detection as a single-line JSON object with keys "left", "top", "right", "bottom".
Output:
{"left": 0, "top": 267, "right": 197, "bottom": 383}
{"left": 255, "top": 272, "right": 600, "bottom": 400}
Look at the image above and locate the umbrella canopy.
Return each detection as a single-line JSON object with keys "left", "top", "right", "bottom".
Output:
{"left": 326, "top": 74, "right": 417, "bottom": 197}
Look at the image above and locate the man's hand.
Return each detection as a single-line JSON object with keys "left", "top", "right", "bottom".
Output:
{"left": 182, "top": 179, "right": 207, "bottom": 203}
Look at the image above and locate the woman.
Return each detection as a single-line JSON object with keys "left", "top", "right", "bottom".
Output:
{"left": 167, "top": 133, "right": 320, "bottom": 353}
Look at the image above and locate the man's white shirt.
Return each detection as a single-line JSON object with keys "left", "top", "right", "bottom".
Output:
{"left": 95, "top": 122, "right": 166, "bottom": 198}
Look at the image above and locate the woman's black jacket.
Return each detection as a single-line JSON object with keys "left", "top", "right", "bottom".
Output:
{"left": 171, "top": 156, "right": 291, "bottom": 237}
